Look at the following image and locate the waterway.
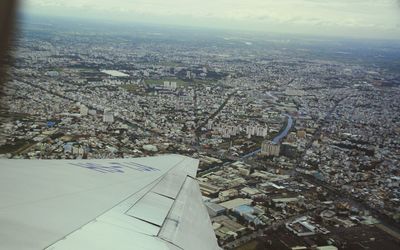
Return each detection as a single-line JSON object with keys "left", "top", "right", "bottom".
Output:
{"left": 272, "top": 114, "right": 293, "bottom": 144}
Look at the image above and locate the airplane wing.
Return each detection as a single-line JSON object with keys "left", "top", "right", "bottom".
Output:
{"left": 0, "top": 154, "right": 220, "bottom": 250}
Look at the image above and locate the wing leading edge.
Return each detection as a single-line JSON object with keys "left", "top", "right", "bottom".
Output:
{"left": 0, "top": 155, "right": 220, "bottom": 250}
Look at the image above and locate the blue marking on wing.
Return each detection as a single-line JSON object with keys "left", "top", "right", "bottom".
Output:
{"left": 69, "top": 161, "right": 160, "bottom": 173}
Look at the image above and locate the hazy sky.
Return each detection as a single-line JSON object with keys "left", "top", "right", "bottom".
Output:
{"left": 23, "top": 0, "right": 400, "bottom": 40}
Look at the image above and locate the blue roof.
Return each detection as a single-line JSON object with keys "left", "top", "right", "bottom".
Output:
{"left": 234, "top": 205, "right": 254, "bottom": 214}
{"left": 47, "top": 121, "right": 56, "bottom": 127}
{"left": 234, "top": 205, "right": 264, "bottom": 225}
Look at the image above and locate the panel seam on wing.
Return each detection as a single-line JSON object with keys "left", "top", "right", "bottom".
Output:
{"left": 123, "top": 156, "right": 187, "bottom": 214}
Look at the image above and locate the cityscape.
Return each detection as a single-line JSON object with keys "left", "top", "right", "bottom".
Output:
{"left": 1, "top": 14, "right": 400, "bottom": 250}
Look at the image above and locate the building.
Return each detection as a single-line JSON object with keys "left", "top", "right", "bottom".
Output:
{"left": 80, "top": 105, "right": 89, "bottom": 116}
{"left": 163, "top": 81, "right": 170, "bottom": 89}
{"left": 219, "top": 198, "right": 253, "bottom": 210}
{"left": 205, "top": 202, "right": 226, "bottom": 217}
{"left": 261, "top": 141, "right": 280, "bottom": 156}
{"left": 103, "top": 108, "right": 114, "bottom": 123}
{"left": 199, "top": 182, "right": 221, "bottom": 196}
{"left": 286, "top": 216, "right": 330, "bottom": 237}
{"left": 246, "top": 125, "right": 268, "bottom": 138}
{"left": 163, "top": 81, "right": 177, "bottom": 90}
{"left": 213, "top": 215, "right": 247, "bottom": 243}
{"left": 170, "top": 81, "right": 177, "bottom": 89}
{"left": 240, "top": 187, "right": 261, "bottom": 196}
{"left": 233, "top": 205, "right": 264, "bottom": 225}
{"left": 219, "top": 189, "right": 238, "bottom": 202}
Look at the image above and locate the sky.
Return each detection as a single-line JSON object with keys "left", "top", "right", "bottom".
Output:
{"left": 22, "top": 0, "right": 400, "bottom": 40}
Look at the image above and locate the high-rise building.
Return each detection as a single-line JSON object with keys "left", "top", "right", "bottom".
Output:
{"left": 164, "top": 81, "right": 170, "bottom": 89}
{"left": 163, "top": 81, "right": 177, "bottom": 90}
{"left": 246, "top": 125, "right": 268, "bottom": 138}
{"left": 170, "top": 81, "right": 177, "bottom": 89}
{"left": 207, "top": 121, "right": 213, "bottom": 130}
{"left": 80, "top": 105, "right": 89, "bottom": 116}
{"left": 261, "top": 141, "right": 280, "bottom": 156}
{"left": 103, "top": 108, "right": 114, "bottom": 123}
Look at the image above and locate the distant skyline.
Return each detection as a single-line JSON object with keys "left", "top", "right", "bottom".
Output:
{"left": 22, "top": 0, "right": 400, "bottom": 40}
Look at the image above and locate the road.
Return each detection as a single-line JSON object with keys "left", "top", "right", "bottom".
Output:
{"left": 195, "top": 91, "right": 236, "bottom": 137}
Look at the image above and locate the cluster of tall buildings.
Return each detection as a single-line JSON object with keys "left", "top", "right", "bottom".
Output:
{"left": 207, "top": 122, "right": 269, "bottom": 139}
{"left": 261, "top": 141, "right": 281, "bottom": 156}
{"left": 214, "top": 126, "right": 240, "bottom": 139}
{"left": 246, "top": 125, "right": 268, "bottom": 138}
{"left": 163, "top": 81, "right": 177, "bottom": 90}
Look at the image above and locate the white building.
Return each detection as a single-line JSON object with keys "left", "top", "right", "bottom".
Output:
{"left": 164, "top": 81, "right": 177, "bottom": 90}
{"left": 261, "top": 141, "right": 280, "bottom": 156}
{"left": 170, "top": 81, "right": 177, "bottom": 89}
{"left": 80, "top": 105, "right": 89, "bottom": 116}
{"left": 246, "top": 125, "right": 268, "bottom": 138}
{"left": 164, "top": 81, "right": 170, "bottom": 89}
{"left": 103, "top": 109, "right": 114, "bottom": 123}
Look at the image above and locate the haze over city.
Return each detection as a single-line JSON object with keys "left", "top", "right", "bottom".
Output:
{"left": 23, "top": 0, "right": 400, "bottom": 40}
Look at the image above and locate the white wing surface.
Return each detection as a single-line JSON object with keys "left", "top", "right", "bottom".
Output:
{"left": 0, "top": 155, "right": 220, "bottom": 250}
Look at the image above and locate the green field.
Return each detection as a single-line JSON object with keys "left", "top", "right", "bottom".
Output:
{"left": 121, "top": 84, "right": 140, "bottom": 92}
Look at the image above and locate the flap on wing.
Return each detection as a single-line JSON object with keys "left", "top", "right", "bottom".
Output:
{"left": 121, "top": 156, "right": 219, "bottom": 250}
{"left": 124, "top": 156, "right": 197, "bottom": 229}
{"left": 152, "top": 171, "right": 187, "bottom": 199}
{"left": 44, "top": 155, "right": 219, "bottom": 250}
{"left": 158, "top": 177, "right": 220, "bottom": 250}
{"left": 126, "top": 192, "right": 174, "bottom": 226}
